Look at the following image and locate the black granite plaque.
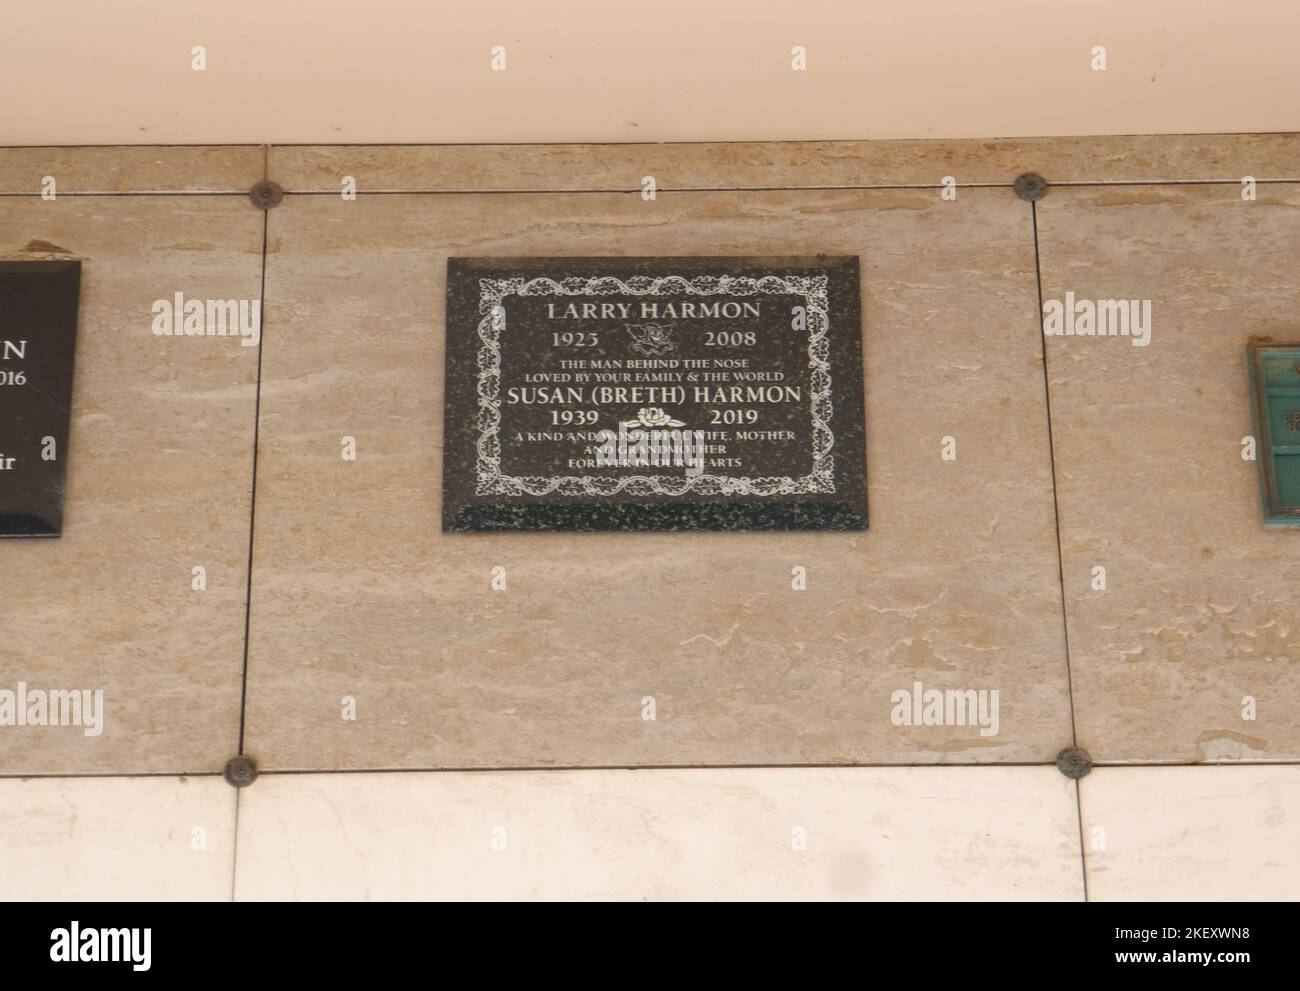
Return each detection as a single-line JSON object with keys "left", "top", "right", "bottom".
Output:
{"left": 443, "top": 256, "right": 866, "bottom": 532}
{"left": 0, "top": 261, "right": 81, "bottom": 537}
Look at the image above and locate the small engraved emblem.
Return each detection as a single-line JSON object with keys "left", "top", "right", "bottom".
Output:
{"left": 626, "top": 323, "right": 676, "bottom": 356}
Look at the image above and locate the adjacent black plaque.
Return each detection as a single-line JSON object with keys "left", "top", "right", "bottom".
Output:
{"left": 0, "top": 261, "right": 81, "bottom": 537}
{"left": 443, "top": 256, "right": 866, "bottom": 532}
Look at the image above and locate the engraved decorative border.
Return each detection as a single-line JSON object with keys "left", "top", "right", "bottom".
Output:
{"left": 474, "top": 273, "right": 835, "bottom": 497}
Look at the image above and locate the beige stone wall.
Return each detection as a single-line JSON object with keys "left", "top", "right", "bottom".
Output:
{"left": 1, "top": 137, "right": 1297, "bottom": 781}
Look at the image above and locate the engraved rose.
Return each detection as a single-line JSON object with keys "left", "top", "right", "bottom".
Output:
{"left": 627, "top": 407, "right": 685, "bottom": 429}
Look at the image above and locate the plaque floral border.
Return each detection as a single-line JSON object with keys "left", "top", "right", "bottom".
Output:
{"left": 474, "top": 273, "right": 836, "bottom": 497}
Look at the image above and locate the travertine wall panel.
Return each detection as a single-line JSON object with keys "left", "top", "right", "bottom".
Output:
{"left": 0, "top": 193, "right": 262, "bottom": 774}
{"left": 1037, "top": 184, "right": 1300, "bottom": 762}
{"left": 243, "top": 185, "right": 1068, "bottom": 769}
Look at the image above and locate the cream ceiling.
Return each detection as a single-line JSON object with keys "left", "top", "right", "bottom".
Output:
{"left": 3, "top": 0, "right": 1297, "bottom": 145}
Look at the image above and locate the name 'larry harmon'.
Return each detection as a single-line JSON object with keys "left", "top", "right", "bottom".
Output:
{"left": 545, "top": 301, "right": 763, "bottom": 320}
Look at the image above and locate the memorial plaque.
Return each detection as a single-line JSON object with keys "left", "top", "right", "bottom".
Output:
{"left": 443, "top": 256, "right": 866, "bottom": 532}
{"left": 0, "top": 261, "right": 82, "bottom": 537}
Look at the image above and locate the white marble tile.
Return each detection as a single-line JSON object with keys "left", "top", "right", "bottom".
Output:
{"left": 1081, "top": 766, "right": 1300, "bottom": 901}
{"left": 0, "top": 776, "right": 235, "bottom": 901}
{"left": 235, "top": 767, "right": 1082, "bottom": 901}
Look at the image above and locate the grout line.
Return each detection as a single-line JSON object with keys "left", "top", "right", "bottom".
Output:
{"left": 255, "top": 761, "right": 1064, "bottom": 775}
{"left": 223, "top": 133, "right": 1300, "bottom": 147}
{"left": 269, "top": 183, "right": 1011, "bottom": 195}
{"left": 0, "top": 190, "right": 251, "bottom": 197}
{"left": 231, "top": 176, "right": 265, "bottom": 907}
{"left": 0, "top": 143, "right": 269, "bottom": 149}
{"left": 1031, "top": 198, "right": 1089, "bottom": 903}
{"left": 1030, "top": 199, "right": 1079, "bottom": 748}
{"left": 235, "top": 197, "right": 270, "bottom": 756}
{"left": 229, "top": 787, "right": 242, "bottom": 903}
{"left": 251, "top": 758, "right": 1300, "bottom": 774}
{"left": 0, "top": 771, "right": 226, "bottom": 780}
{"left": 2, "top": 179, "right": 1297, "bottom": 199}
{"left": 1074, "top": 778, "right": 1090, "bottom": 901}
{"left": 2, "top": 759, "right": 1297, "bottom": 782}
{"left": 1051, "top": 178, "right": 1300, "bottom": 187}
{"left": 224, "top": 178, "right": 1300, "bottom": 196}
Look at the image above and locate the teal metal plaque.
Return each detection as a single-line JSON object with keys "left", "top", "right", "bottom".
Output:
{"left": 1247, "top": 340, "right": 1300, "bottom": 525}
